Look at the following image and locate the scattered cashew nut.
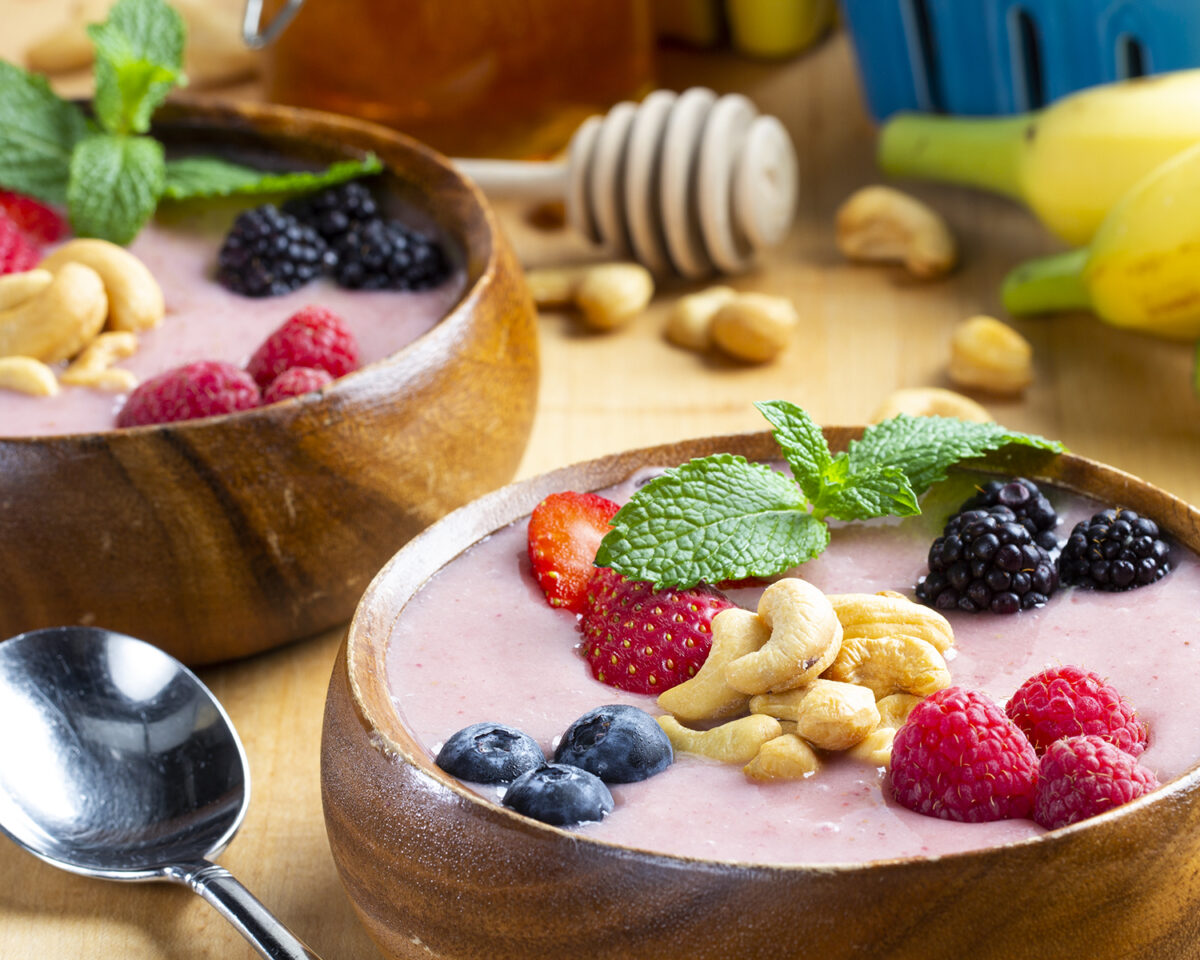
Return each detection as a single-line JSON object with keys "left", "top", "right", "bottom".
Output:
{"left": 526, "top": 262, "right": 654, "bottom": 330}
{"left": 821, "top": 634, "right": 950, "bottom": 699}
{"left": 949, "top": 315, "right": 1033, "bottom": 395}
{"left": 709, "top": 293, "right": 799, "bottom": 363}
{"left": 836, "top": 185, "right": 957, "bottom": 279}
{"left": 749, "top": 679, "right": 880, "bottom": 751}
{"left": 0, "top": 357, "right": 59, "bottom": 396}
{"left": 724, "top": 578, "right": 843, "bottom": 695}
{"left": 40, "top": 239, "right": 165, "bottom": 333}
{"left": 0, "top": 270, "right": 53, "bottom": 311}
{"left": 657, "top": 607, "right": 768, "bottom": 722}
{"left": 0, "top": 262, "right": 107, "bottom": 363}
{"left": 828, "top": 591, "right": 955, "bottom": 655}
{"left": 61, "top": 331, "right": 139, "bottom": 392}
{"left": 870, "top": 387, "right": 993, "bottom": 424}
{"left": 744, "top": 733, "right": 821, "bottom": 781}
{"left": 664, "top": 285, "right": 736, "bottom": 351}
{"left": 657, "top": 714, "right": 782, "bottom": 764}
{"left": 848, "top": 693, "right": 925, "bottom": 767}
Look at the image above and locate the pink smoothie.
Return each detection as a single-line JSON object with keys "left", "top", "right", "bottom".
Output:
{"left": 0, "top": 209, "right": 463, "bottom": 437}
{"left": 385, "top": 469, "right": 1200, "bottom": 866}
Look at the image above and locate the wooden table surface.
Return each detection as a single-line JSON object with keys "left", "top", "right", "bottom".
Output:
{"left": 3, "top": 3, "right": 1199, "bottom": 958}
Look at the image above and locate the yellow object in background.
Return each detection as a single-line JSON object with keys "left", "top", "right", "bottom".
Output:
{"left": 654, "top": 0, "right": 835, "bottom": 58}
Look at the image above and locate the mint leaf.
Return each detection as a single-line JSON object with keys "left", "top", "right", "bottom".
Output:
{"left": 67, "top": 134, "right": 165, "bottom": 244}
{"left": 595, "top": 455, "right": 825, "bottom": 589}
{"left": 162, "top": 154, "right": 384, "bottom": 200}
{"left": 754, "top": 400, "right": 832, "bottom": 501}
{"left": 848, "top": 415, "right": 1064, "bottom": 496}
{"left": 812, "top": 457, "right": 918, "bottom": 522}
{"left": 0, "top": 62, "right": 90, "bottom": 204}
{"left": 89, "top": 0, "right": 186, "bottom": 135}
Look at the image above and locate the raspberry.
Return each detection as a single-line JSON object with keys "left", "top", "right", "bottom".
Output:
{"left": 1006, "top": 664, "right": 1147, "bottom": 757}
{"left": 1033, "top": 735, "right": 1159, "bottom": 830}
{"left": 0, "top": 210, "right": 40, "bottom": 275}
{"left": 216, "top": 204, "right": 332, "bottom": 297}
{"left": 116, "top": 361, "right": 261, "bottom": 427}
{"left": 527, "top": 491, "right": 621, "bottom": 612}
{"left": 1058, "top": 507, "right": 1171, "bottom": 591}
{"left": 579, "top": 567, "right": 733, "bottom": 694}
{"left": 0, "top": 190, "right": 67, "bottom": 245}
{"left": 889, "top": 686, "right": 1039, "bottom": 822}
{"left": 246, "top": 306, "right": 360, "bottom": 388}
{"left": 263, "top": 366, "right": 334, "bottom": 403}
{"left": 957, "top": 477, "right": 1059, "bottom": 550}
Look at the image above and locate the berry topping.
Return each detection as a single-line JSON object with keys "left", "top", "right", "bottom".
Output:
{"left": 246, "top": 305, "right": 360, "bottom": 388}
{"left": 553, "top": 704, "right": 673, "bottom": 784}
{"left": 216, "top": 204, "right": 333, "bottom": 297}
{"left": 579, "top": 567, "right": 734, "bottom": 694}
{"left": 116, "top": 361, "right": 261, "bottom": 427}
{"left": 0, "top": 190, "right": 66, "bottom": 246}
{"left": 1006, "top": 665, "right": 1147, "bottom": 757}
{"left": 527, "top": 491, "right": 621, "bottom": 613}
{"left": 1033, "top": 735, "right": 1160, "bottom": 830}
{"left": 502, "top": 763, "right": 614, "bottom": 826}
{"left": 330, "top": 218, "right": 449, "bottom": 291}
{"left": 915, "top": 505, "right": 1058, "bottom": 614}
{"left": 957, "top": 477, "right": 1059, "bottom": 550}
{"left": 262, "top": 366, "right": 334, "bottom": 403}
{"left": 1057, "top": 507, "right": 1171, "bottom": 591}
{"left": 283, "top": 180, "right": 381, "bottom": 243}
{"left": 435, "top": 722, "right": 545, "bottom": 785}
{"left": 890, "top": 686, "right": 1039, "bottom": 822}
{"left": 0, "top": 210, "right": 40, "bottom": 275}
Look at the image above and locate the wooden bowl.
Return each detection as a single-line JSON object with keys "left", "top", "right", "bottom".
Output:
{"left": 322, "top": 430, "right": 1200, "bottom": 960}
{"left": 0, "top": 101, "right": 538, "bottom": 665}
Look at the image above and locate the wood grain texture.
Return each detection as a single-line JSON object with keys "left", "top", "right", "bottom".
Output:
{"left": 324, "top": 431, "right": 1200, "bottom": 960}
{"left": 0, "top": 101, "right": 539, "bottom": 665}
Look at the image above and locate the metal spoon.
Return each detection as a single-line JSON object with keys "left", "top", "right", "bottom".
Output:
{"left": 0, "top": 626, "right": 322, "bottom": 959}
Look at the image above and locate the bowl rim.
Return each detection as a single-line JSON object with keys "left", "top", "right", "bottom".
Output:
{"left": 341, "top": 427, "right": 1200, "bottom": 873}
{"left": 1, "top": 99, "right": 500, "bottom": 444}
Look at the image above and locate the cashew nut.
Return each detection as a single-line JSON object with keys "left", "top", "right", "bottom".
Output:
{"left": 709, "top": 293, "right": 799, "bottom": 363}
{"left": 664, "top": 285, "right": 737, "bottom": 351}
{"left": 749, "top": 679, "right": 880, "bottom": 751}
{"left": 821, "top": 635, "right": 950, "bottom": 699}
{"left": 836, "top": 185, "right": 957, "bottom": 279}
{"left": 0, "top": 357, "right": 59, "bottom": 396}
{"left": 743, "top": 733, "right": 821, "bottom": 781}
{"left": 870, "top": 387, "right": 993, "bottom": 424}
{"left": 949, "top": 315, "right": 1033, "bottom": 395}
{"left": 724, "top": 578, "right": 843, "bottom": 695}
{"left": 848, "top": 693, "right": 925, "bottom": 767}
{"left": 657, "top": 714, "right": 782, "bottom": 764}
{"left": 526, "top": 265, "right": 585, "bottom": 307}
{"left": 40, "top": 239, "right": 164, "bottom": 333}
{"left": 0, "top": 262, "right": 107, "bottom": 363}
{"left": 61, "top": 331, "right": 139, "bottom": 392}
{"left": 0, "top": 270, "right": 53, "bottom": 311}
{"left": 828, "top": 592, "right": 955, "bottom": 655}
{"left": 526, "top": 262, "right": 654, "bottom": 330}
{"left": 657, "top": 607, "right": 768, "bottom": 722}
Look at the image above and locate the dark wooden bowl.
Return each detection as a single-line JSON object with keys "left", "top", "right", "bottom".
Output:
{"left": 322, "top": 429, "right": 1200, "bottom": 960}
{"left": 0, "top": 101, "right": 538, "bottom": 665}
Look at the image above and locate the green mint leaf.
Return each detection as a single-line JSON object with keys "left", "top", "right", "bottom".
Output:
{"left": 0, "top": 62, "right": 90, "bottom": 205}
{"left": 754, "top": 400, "right": 832, "bottom": 502}
{"left": 89, "top": 0, "right": 186, "bottom": 135}
{"left": 812, "top": 456, "right": 919, "bottom": 522}
{"left": 848, "top": 414, "right": 1065, "bottom": 496}
{"left": 161, "top": 154, "right": 384, "bottom": 201}
{"left": 67, "top": 133, "right": 165, "bottom": 244}
{"left": 594, "top": 455, "right": 826, "bottom": 589}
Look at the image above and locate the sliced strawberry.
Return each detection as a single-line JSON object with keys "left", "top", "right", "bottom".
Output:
{"left": 0, "top": 210, "right": 40, "bottom": 275}
{"left": 527, "top": 491, "right": 621, "bottom": 612}
{"left": 579, "top": 566, "right": 734, "bottom": 694}
{"left": 0, "top": 191, "right": 67, "bottom": 246}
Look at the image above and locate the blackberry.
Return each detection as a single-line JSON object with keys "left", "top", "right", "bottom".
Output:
{"left": 1058, "top": 508, "right": 1171, "bottom": 591}
{"left": 958, "top": 477, "right": 1059, "bottom": 551}
{"left": 216, "top": 205, "right": 332, "bottom": 297}
{"left": 283, "top": 180, "right": 380, "bottom": 243}
{"left": 331, "top": 218, "right": 449, "bottom": 291}
{"left": 915, "top": 506, "right": 1058, "bottom": 614}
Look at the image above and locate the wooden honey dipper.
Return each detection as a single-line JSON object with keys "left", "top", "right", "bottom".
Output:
{"left": 455, "top": 88, "right": 799, "bottom": 277}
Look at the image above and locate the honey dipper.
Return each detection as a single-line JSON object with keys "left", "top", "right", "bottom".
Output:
{"left": 454, "top": 88, "right": 799, "bottom": 277}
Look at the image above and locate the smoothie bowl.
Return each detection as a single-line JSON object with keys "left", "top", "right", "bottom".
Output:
{"left": 0, "top": 101, "right": 537, "bottom": 664}
{"left": 322, "top": 424, "right": 1200, "bottom": 960}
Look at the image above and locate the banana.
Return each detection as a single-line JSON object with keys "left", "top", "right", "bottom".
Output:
{"left": 878, "top": 70, "right": 1200, "bottom": 245}
{"left": 1002, "top": 141, "right": 1200, "bottom": 340}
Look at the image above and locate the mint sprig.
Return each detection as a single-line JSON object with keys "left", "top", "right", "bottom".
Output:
{"left": 597, "top": 402, "right": 1064, "bottom": 588}
{"left": 0, "top": 0, "right": 382, "bottom": 244}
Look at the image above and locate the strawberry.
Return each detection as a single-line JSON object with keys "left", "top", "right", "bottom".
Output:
{"left": 527, "top": 491, "right": 621, "bottom": 612}
{"left": 0, "top": 210, "right": 40, "bottom": 275}
{"left": 579, "top": 566, "right": 734, "bottom": 694}
{"left": 0, "top": 191, "right": 67, "bottom": 246}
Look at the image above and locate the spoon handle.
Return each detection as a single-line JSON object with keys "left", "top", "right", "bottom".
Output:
{"left": 164, "top": 860, "right": 323, "bottom": 960}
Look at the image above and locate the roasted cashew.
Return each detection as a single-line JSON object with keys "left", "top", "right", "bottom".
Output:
{"left": 847, "top": 693, "right": 924, "bottom": 767}
{"left": 526, "top": 262, "right": 654, "bottom": 330}
{"left": 743, "top": 733, "right": 821, "bottom": 781}
{"left": 61, "top": 331, "right": 139, "bottom": 392}
{"left": 749, "top": 679, "right": 880, "bottom": 751}
{"left": 709, "top": 293, "right": 799, "bottom": 363}
{"left": 949, "top": 315, "right": 1033, "bottom": 395}
{"left": 836, "top": 185, "right": 957, "bottom": 279}
{"left": 0, "top": 262, "right": 107, "bottom": 363}
{"left": 0, "top": 270, "right": 53, "bottom": 311}
{"left": 664, "top": 285, "right": 736, "bottom": 351}
{"left": 657, "top": 607, "right": 767, "bottom": 722}
{"left": 870, "top": 387, "right": 993, "bottom": 424}
{"left": 828, "top": 592, "right": 955, "bottom": 654}
{"left": 40, "top": 239, "right": 164, "bottom": 332}
{"left": 0, "top": 357, "right": 59, "bottom": 396}
{"left": 657, "top": 714, "right": 782, "bottom": 764}
{"left": 822, "top": 635, "right": 950, "bottom": 699}
{"left": 724, "top": 578, "right": 842, "bottom": 695}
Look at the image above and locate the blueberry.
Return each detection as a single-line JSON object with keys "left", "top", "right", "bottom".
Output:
{"left": 502, "top": 763, "right": 614, "bottom": 826}
{"left": 435, "top": 722, "right": 544, "bottom": 784}
{"left": 553, "top": 704, "right": 673, "bottom": 784}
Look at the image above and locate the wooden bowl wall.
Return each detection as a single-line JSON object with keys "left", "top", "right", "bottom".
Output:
{"left": 322, "top": 430, "right": 1200, "bottom": 960}
{"left": 0, "top": 102, "right": 538, "bottom": 665}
